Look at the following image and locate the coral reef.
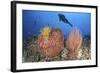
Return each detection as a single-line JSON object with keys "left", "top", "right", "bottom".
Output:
{"left": 77, "top": 38, "right": 91, "bottom": 60}
{"left": 23, "top": 35, "right": 90, "bottom": 62}
{"left": 61, "top": 48, "right": 69, "bottom": 60}
{"left": 37, "top": 27, "right": 64, "bottom": 59}
{"left": 66, "top": 27, "right": 83, "bottom": 60}
{"left": 23, "top": 27, "right": 91, "bottom": 62}
{"left": 22, "top": 35, "right": 40, "bottom": 62}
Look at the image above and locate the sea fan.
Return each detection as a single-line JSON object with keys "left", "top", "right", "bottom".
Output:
{"left": 38, "top": 27, "right": 64, "bottom": 58}
{"left": 66, "top": 27, "right": 82, "bottom": 59}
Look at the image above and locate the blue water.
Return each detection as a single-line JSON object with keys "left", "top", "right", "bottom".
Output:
{"left": 23, "top": 10, "right": 91, "bottom": 40}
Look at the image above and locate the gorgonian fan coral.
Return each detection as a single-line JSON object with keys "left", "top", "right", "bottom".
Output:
{"left": 38, "top": 27, "right": 64, "bottom": 58}
{"left": 66, "top": 27, "right": 82, "bottom": 59}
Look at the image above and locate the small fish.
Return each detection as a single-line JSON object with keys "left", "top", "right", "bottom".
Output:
{"left": 58, "top": 14, "right": 73, "bottom": 27}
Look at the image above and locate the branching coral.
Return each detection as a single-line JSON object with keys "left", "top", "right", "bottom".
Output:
{"left": 66, "top": 27, "right": 82, "bottom": 59}
{"left": 38, "top": 27, "right": 64, "bottom": 58}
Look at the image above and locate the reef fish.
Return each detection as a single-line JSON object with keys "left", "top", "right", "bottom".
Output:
{"left": 58, "top": 14, "right": 73, "bottom": 27}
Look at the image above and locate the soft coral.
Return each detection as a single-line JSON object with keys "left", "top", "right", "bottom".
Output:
{"left": 66, "top": 27, "right": 82, "bottom": 59}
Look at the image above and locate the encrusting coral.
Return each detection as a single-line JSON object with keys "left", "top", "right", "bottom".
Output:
{"left": 66, "top": 27, "right": 82, "bottom": 60}
{"left": 37, "top": 27, "right": 64, "bottom": 58}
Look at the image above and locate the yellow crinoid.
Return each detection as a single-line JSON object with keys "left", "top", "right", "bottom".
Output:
{"left": 41, "top": 27, "right": 51, "bottom": 39}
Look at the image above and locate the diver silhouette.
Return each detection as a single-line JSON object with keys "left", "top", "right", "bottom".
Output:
{"left": 58, "top": 14, "right": 73, "bottom": 27}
